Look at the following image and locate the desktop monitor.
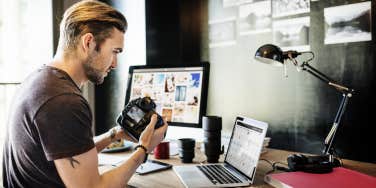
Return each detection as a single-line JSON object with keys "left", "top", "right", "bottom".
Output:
{"left": 124, "top": 62, "right": 210, "bottom": 128}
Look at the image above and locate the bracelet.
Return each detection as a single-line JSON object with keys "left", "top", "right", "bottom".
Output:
{"left": 135, "top": 144, "right": 148, "bottom": 163}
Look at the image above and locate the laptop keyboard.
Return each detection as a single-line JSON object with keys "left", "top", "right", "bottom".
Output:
{"left": 197, "top": 165, "right": 243, "bottom": 185}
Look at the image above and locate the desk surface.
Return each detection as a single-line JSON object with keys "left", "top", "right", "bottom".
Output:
{"left": 99, "top": 146, "right": 376, "bottom": 188}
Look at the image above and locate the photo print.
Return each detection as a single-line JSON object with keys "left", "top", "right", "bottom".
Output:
{"left": 223, "top": 0, "right": 238, "bottom": 7}
{"left": 155, "top": 103, "right": 162, "bottom": 114}
{"left": 175, "top": 85, "right": 187, "bottom": 101}
{"left": 238, "top": 0, "right": 271, "bottom": 35}
{"left": 183, "top": 106, "right": 199, "bottom": 123}
{"left": 187, "top": 89, "right": 200, "bottom": 106}
{"left": 140, "top": 85, "right": 153, "bottom": 98}
{"left": 175, "top": 72, "right": 190, "bottom": 84}
{"left": 272, "top": 0, "right": 310, "bottom": 18}
{"left": 162, "top": 93, "right": 174, "bottom": 108}
{"left": 162, "top": 108, "right": 173, "bottom": 122}
{"left": 189, "top": 73, "right": 201, "bottom": 88}
{"left": 164, "top": 74, "right": 175, "bottom": 93}
{"left": 154, "top": 74, "right": 165, "bottom": 85}
{"left": 131, "top": 87, "right": 142, "bottom": 98}
{"left": 173, "top": 103, "right": 185, "bottom": 117}
{"left": 273, "top": 16, "right": 310, "bottom": 51}
{"left": 209, "top": 17, "right": 237, "bottom": 48}
{"left": 209, "top": 0, "right": 237, "bottom": 21}
{"left": 324, "top": 1, "right": 371, "bottom": 44}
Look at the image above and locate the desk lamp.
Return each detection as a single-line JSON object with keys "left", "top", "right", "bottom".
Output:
{"left": 254, "top": 44, "right": 354, "bottom": 172}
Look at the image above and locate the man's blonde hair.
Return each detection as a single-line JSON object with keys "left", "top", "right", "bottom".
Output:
{"left": 58, "top": 0, "right": 127, "bottom": 52}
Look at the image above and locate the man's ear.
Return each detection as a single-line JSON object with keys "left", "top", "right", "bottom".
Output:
{"left": 80, "top": 33, "right": 96, "bottom": 53}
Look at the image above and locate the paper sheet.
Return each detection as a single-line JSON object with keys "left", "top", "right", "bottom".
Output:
{"left": 98, "top": 154, "right": 127, "bottom": 166}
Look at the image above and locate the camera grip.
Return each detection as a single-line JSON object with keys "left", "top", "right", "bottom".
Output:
{"left": 155, "top": 114, "right": 164, "bottom": 129}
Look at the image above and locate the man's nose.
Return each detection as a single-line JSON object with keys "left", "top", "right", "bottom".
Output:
{"left": 111, "top": 56, "right": 117, "bottom": 69}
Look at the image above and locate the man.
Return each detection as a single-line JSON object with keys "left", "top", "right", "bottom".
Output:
{"left": 2, "top": 1, "right": 168, "bottom": 187}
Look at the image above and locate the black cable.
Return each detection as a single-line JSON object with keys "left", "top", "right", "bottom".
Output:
{"left": 260, "top": 159, "right": 291, "bottom": 174}
{"left": 259, "top": 158, "right": 273, "bottom": 166}
{"left": 333, "top": 149, "right": 344, "bottom": 166}
{"left": 259, "top": 159, "right": 275, "bottom": 174}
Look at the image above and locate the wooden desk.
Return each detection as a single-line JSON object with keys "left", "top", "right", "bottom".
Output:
{"left": 99, "top": 147, "right": 376, "bottom": 188}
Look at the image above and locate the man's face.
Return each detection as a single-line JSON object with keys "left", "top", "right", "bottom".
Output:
{"left": 83, "top": 28, "right": 124, "bottom": 84}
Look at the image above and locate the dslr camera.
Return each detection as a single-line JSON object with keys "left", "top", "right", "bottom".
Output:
{"left": 117, "top": 97, "right": 164, "bottom": 140}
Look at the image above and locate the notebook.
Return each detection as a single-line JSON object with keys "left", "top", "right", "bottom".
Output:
{"left": 173, "top": 116, "right": 268, "bottom": 188}
{"left": 264, "top": 167, "right": 376, "bottom": 188}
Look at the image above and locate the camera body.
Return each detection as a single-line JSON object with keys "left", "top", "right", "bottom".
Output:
{"left": 117, "top": 97, "right": 164, "bottom": 140}
{"left": 287, "top": 154, "right": 334, "bottom": 174}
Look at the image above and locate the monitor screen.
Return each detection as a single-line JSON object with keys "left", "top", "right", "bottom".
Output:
{"left": 124, "top": 62, "right": 210, "bottom": 128}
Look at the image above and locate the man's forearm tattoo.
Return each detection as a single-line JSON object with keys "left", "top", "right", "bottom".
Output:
{"left": 68, "top": 157, "right": 80, "bottom": 168}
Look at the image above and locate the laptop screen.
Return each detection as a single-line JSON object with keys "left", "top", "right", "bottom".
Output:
{"left": 225, "top": 117, "right": 268, "bottom": 179}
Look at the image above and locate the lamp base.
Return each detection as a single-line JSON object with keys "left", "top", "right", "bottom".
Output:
{"left": 330, "top": 156, "right": 341, "bottom": 167}
{"left": 287, "top": 154, "right": 341, "bottom": 174}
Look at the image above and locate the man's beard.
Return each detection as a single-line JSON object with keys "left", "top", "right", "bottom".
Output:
{"left": 82, "top": 53, "right": 105, "bottom": 85}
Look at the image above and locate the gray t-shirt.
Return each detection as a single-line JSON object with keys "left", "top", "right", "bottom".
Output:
{"left": 2, "top": 66, "right": 95, "bottom": 188}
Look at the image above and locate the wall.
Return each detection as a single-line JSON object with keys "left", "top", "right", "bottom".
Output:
{"left": 96, "top": 0, "right": 375, "bottom": 162}
{"left": 207, "top": 0, "right": 375, "bottom": 162}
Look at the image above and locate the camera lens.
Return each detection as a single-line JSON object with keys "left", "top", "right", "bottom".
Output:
{"left": 177, "top": 138, "right": 195, "bottom": 163}
{"left": 203, "top": 116, "right": 222, "bottom": 163}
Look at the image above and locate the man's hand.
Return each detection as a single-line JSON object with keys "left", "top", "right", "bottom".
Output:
{"left": 139, "top": 114, "right": 168, "bottom": 152}
{"left": 111, "top": 125, "right": 138, "bottom": 143}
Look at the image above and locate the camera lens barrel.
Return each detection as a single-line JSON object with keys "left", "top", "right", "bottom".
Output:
{"left": 177, "top": 138, "right": 195, "bottom": 163}
{"left": 203, "top": 116, "right": 222, "bottom": 163}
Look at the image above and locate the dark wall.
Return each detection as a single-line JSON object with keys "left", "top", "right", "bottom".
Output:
{"left": 95, "top": 0, "right": 376, "bottom": 163}
{"left": 145, "top": 0, "right": 204, "bottom": 66}
{"left": 299, "top": 0, "right": 375, "bottom": 162}
{"left": 205, "top": 0, "right": 375, "bottom": 163}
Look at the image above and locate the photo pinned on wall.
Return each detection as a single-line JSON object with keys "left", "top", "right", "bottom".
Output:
{"left": 273, "top": 16, "right": 310, "bottom": 52}
{"left": 238, "top": 0, "right": 271, "bottom": 36}
{"left": 324, "top": 1, "right": 371, "bottom": 45}
{"left": 222, "top": 0, "right": 238, "bottom": 8}
{"left": 209, "top": 17, "right": 237, "bottom": 48}
{"left": 209, "top": 0, "right": 237, "bottom": 21}
{"left": 272, "top": 0, "right": 310, "bottom": 18}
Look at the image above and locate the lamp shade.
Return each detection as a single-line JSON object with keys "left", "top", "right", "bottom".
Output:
{"left": 254, "top": 44, "right": 284, "bottom": 66}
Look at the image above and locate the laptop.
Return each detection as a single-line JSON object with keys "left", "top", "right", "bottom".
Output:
{"left": 173, "top": 116, "right": 268, "bottom": 188}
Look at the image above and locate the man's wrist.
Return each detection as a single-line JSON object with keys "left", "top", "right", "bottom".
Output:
{"left": 135, "top": 144, "right": 148, "bottom": 163}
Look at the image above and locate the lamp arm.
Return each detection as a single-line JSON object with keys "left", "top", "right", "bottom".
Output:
{"left": 323, "top": 93, "right": 350, "bottom": 156}
{"left": 300, "top": 62, "right": 353, "bottom": 94}
{"left": 299, "top": 61, "right": 354, "bottom": 159}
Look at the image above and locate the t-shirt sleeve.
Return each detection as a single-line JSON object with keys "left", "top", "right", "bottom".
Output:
{"left": 34, "top": 93, "right": 95, "bottom": 161}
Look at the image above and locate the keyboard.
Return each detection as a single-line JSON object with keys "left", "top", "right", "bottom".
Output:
{"left": 197, "top": 165, "right": 243, "bottom": 185}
